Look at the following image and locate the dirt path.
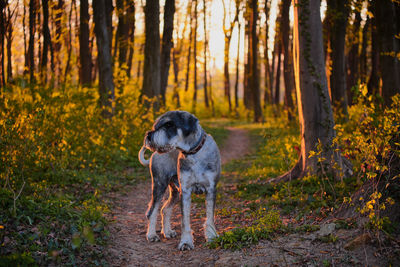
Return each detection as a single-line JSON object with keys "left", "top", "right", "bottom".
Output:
{"left": 106, "top": 127, "right": 384, "bottom": 266}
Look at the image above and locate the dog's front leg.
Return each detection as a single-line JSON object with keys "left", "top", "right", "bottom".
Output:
{"left": 205, "top": 188, "right": 218, "bottom": 242}
{"left": 178, "top": 188, "right": 194, "bottom": 250}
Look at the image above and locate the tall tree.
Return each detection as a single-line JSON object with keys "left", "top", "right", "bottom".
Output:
{"left": 93, "top": 0, "right": 115, "bottom": 117}
{"left": 222, "top": 0, "right": 238, "bottom": 111}
{"left": 0, "top": 0, "right": 5, "bottom": 88}
{"left": 327, "top": 0, "right": 350, "bottom": 116}
{"left": 374, "top": 0, "right": 400, "bottom": 106}
{"left": 281, "top": 0, "right": 294, "bottom": 120}
{"left": 40, "top": 0, "right": 53, "bottom": 82}
{"left": 126, "top": 1, "right": 135, "bottom": 78}
{"left": 160, "top": 0, "right": 175, "bottom": 105}
{"left": 273, "top": 0, "right": 352, "bottom": 182}
{"left": 184, "top": 1, "right": 193, "bottom": 92}
{"left": 27, "top": 0, "right": 37, "bottom": 84}
{"left": 6, "top": 2, "right": 15, "bottom": 82}
{"left": 249, "top": 0, "right": 262, "bottom": 122}
{"left": 192, "top": 0, "right": 198, "bottom": 111}
{"left": 263, "top": 0, "right": 272, "bottom": 107}
{"left": 79, "top": 0, "right": 92, "bottom": 86}
{"left": 202, "top": 0, "right": 209, "bottom": 108}
{"left": 367, "top": 4, "right": 379, "bottom": 95}
{"left": 141, "top": 0, "right": 160, "bottom": 109}
{"left": 234, "top": 11, "right": 241, "bottom": 109}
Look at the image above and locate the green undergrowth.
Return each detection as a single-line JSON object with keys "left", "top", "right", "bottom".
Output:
{"left": 0, "top": 82, "right": 152, "bottom": 266}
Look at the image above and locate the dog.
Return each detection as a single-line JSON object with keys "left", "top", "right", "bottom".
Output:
{"left": 138, "top": 111, "right": 221, "bottom": 250}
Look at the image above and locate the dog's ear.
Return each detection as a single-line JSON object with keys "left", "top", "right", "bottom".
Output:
{"left": 182, "top": 114, "right": 198, "bottom": 137}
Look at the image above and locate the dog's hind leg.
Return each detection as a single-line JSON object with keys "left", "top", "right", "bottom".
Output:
{"left": 146, "top": 174, "right": 168, "bottom": 242}
{"left": 161, "top": 179, "right": 179, "bottom": 239}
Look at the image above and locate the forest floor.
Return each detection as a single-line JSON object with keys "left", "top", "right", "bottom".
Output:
{"left": 105, "top": 125, "right": 394, "bottom": 266}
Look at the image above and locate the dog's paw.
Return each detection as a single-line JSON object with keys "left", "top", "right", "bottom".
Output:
{"left": 146, "top": 234, "right": 160, "bottom": 242}
{"left": 178, "top": 240, "right": 194, "bottom": 251}
{"left": 205, "top": 224, "right": 218, "bottom": 242}
{"left": 162, "top": 230, "right": 177, "bottom": 239}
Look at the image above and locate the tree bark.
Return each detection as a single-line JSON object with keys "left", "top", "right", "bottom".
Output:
{"left": 367, "top": 6, "right": 380, "bottom": 96}
{"left": 93, "top": 0, "right": 115, "bottom": 117}
{"left": 281, "top": 0, "right": 294, "bottom": 120}
{"left": 126, "top": 1, "right": 135, "bottom": 78}
{"left": 271, "top": 0, "right": 352, "bottom": 183}
{"left": 374, "top": 0, "right": 400, "bottom": 107}
{"left": 359, "top": 18, "right": 369, "bottom": 84}
{"left": 160, "top": 0, "right": 175, "bottom": 105}
{"left": 141, "top": 0, "right": 160, "bottom": 109}
{"left": 263, "top": 0, "right": 272, "bottom": 107}
{"left": 327, "top": 0, "right": 349, "bottom": 116}
{"left": 0, "top": 0, "right": 5, "bottom": 88}
{"left": 41, "top": 0, "right": 53, "bottom": 82}
{"left": 346, "top": 8, "right": 361, "bottom": 105}
{"left": 250, "top": 0, "right": 262, "bottom": 122}
{"left": 28, "top": 0, "right": 37, "bottom": 84}
{"left": 234, "top": 17, "right": 241, "bottom": 109}
{"left": 79, "top": 0, "right": 92, "bottom": 86}
{"left": 6, "top": 3, "right": 12, "bottom": 82}
{"left": 203, "top": 0, "right": 209, "bottom": 108}
{"left": 274, "top": 42, "right": 281, "bottom": 105}
{"left": 192, "top": 0, "right": 198, "bottom": 111}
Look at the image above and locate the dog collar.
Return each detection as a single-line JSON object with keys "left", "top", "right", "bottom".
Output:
{"left": 182, "top": 132, "right": 207, "bottom": 155}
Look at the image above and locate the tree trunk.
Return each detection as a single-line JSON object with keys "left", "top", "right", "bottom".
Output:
{"left": 6, "top": 3, "right": 12, "bottom": 82}
{"left": 281, "top": 0, "right": 294, "bottom": 121}
{"left": 115, "top": 0, "right": 130, "bottom": 69}
{"left": 0, "top": 0, "right": 5, "bottom": 88}
{"left": 41, "top": 0, "right": 52, "bottom": 82}
{"left": 172, "top": 47, "right": 181, "bottom": 108}
{"left": 328, "top": 0, "right": 349, "bottom": 116}
{"left": 274, "top": 42, "right": 281, "bottom": 105}
{"left": 203, "top": 0, "right": 209, "bottom": 108}
{"left": 63, "top": 0, "right": 74, "bottom": 83}
{"left": 346, "top": 9, "right": 361, "bottom": 105}
{"left": 93, "top": 0, "right": 115, "bottom": 117}
{"left": 250, "top": 0, "right": 262, "bottom": 122}
{"left": 272, "top": 0, "right": 352, "bottom": 183}
{"left": 184, "top": 1, "right": 193, "bottom": 92}
{"left": 192, "top": 0, "right": 198, "bottom": 112}
{"left": 160, "top": 0, "right": 175, "bottom": 105}
{"left": 141, "top": 0, "right": 160, "bottom": 110}
{"left": 243, "top": 15, "right": 252, "bottom": 110}
{"left": 367, "top": 9, "right": 379, "bottom": 96}
{"left": 126, "top": 1, "right": 135, "bottom": 78}
{"left": 79, "top": 0, "right": 92, "bottom": 86}
{"left": 234, "top": 18, "right": 241, "bottom": 109}
{"left": 359, "top": 18, "right": 369, "bottom": 84}
{"left": 375, "top": 0, "right": 400, "bottom": 107}
{"left": 263, "top": 0, "right": 272, "bottom": 107}
{"left": 28, "top": 0, "right": 37, "bottom": 84}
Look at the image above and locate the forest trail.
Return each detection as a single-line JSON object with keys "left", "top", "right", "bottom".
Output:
{"left": 105, "top": 127, "right": 382, "bottom": 266}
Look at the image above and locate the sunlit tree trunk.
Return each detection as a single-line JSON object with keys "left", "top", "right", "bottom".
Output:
{"left": 79, "top": 0, "right": 92, "bottom": 86}
{"left": 263, "top": 0, "right": 272, "bottom": 107}
{"left": 126, "top": 1, "right": 135, "bottom": 78}
{"left": 202, "top": 0, "right": 209, "bottom": 108}
{"left": 250, "top": 0, "right": 262, "bottom": 122}
{"left": 160, "top": 0, "right": 175, "bottom": 106}
{"left": 93, "top": 0, "right": 115, "bottom": 117}
{"left": 272, "top": 0, "right": 352, "bottom": 183}
{"left": 184, "top": 1, "right": 193, "bottom": 92}
{"left": 141, "top": 0, "right": 160, "bottom": 110}
{"left": 192, "top": 0, "right": 198, "bottom": 111}
{"left": 281, "top": 0, "right": 294, "bottom": 120}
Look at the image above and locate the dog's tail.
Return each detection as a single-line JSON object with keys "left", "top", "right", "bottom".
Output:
{"left": 138, "top": 145, "right": 150, "bottom": 166}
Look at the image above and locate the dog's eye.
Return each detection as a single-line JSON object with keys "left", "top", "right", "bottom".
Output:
{"left": 163, "top": 121, "right": 174, "bottom": 128}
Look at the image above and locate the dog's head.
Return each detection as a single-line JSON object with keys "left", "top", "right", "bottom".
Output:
{"left": 144, "top": 111, "right": 201, "bottom": 153}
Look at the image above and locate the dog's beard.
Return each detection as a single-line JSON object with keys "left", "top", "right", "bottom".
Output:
{"left": 148, "top": 130, "right": 176, "bottom": 153}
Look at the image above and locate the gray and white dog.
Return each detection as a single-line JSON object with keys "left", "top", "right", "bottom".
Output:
{"left": 138, "top": 110, "right": 221, "bottom": 250}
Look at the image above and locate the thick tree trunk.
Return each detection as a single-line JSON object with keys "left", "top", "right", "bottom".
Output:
{"left": 274, "top": 42, "right": 281, "bottom": 105}
{"left": 41, "top": 0, "right": 52, "bottom": 82}
{"left": 328, "top": 0, "right": 349, "bottom": 116}
{"left": 114, "top": 0, "right": 130, "bottom": 68}
{"left": 271, "top": 0, "right": 352, "bottom": 183}
{"left": 203, "top": 0, "right": 209, "bottom": 108}
{"left": 160, "top": 0, "right": 175, "bottom": 105}
{"left": 281, "top": 0, "right": 294, "bottom": 120}
{"left": 93, "top": 0, "right": 115, "bottom": 117}
{"left": 79, "top": 0, "right": 92, "bottom": 86}
{"left": 250, "top": 0, "right": 262, "bottom": 122}
{"left": 375, "top": 0, "right": 400, "bottom": 107}
{"left": 141, "top": 0, "right": 160, "bottom": 109}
